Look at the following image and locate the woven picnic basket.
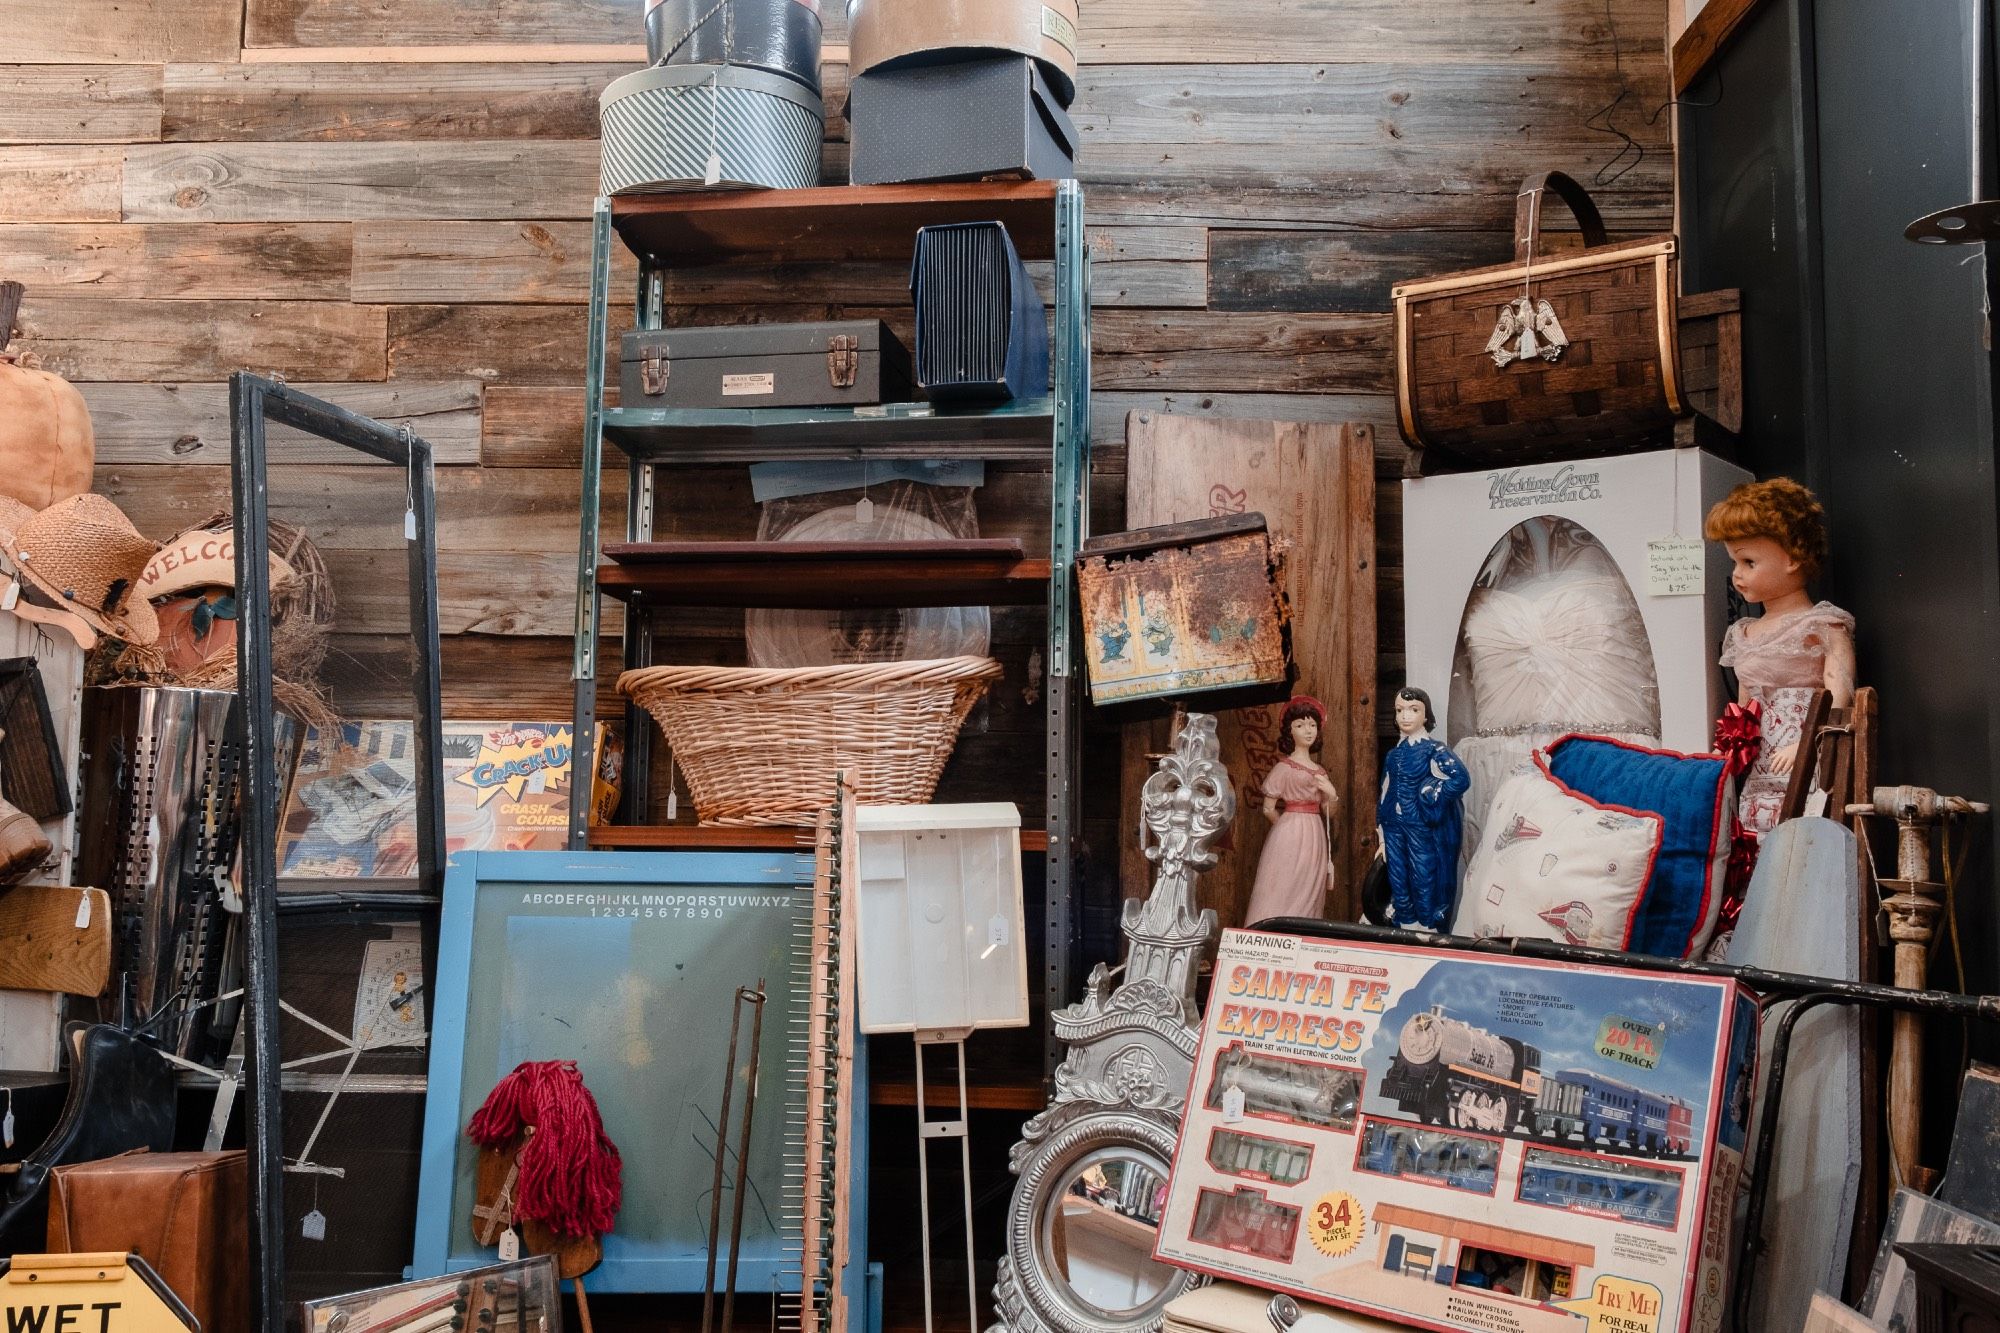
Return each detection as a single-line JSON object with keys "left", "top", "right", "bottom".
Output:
{"left": 618, "top": 655, "right": 1002, "bottom": 825}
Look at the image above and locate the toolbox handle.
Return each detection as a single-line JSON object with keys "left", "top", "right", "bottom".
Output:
{"left": 1513, "top": 171, "right": 1610, "bottom": 263}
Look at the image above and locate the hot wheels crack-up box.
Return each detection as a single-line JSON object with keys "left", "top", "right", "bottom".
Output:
{"left": 1155, "top": 930, "right": 1759, "bottom": 1333}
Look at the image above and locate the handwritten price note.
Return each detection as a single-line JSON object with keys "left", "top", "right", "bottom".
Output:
{"left": 1646, "top": 537, "right": 1705, "bottom": 597}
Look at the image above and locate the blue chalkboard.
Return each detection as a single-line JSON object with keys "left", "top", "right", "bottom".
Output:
{"left": 411, "top": 850, "right": 834, "bottom": 1295}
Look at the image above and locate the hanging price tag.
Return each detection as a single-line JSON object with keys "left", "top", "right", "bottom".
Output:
{"left": 498, "top": 1227, "right": 521, "bottom": 1262}
{"left": 74, "top": 892, "right": 91, "bottom": 930}
{"left": 301, "top": 1209, "right": 327, "bottom": 1242}
{"left": 1221, "top": 1085, "right": 1246, "bottom": 1124}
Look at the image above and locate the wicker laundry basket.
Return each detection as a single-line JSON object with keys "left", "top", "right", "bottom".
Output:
{"left": 618, "top": 655, "right": 1002, "bottom": 826}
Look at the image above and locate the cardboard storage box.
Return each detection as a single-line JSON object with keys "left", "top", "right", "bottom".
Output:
{"left": 1402, "top": 448, "right": 1750, "bottom": 846}
{"left": 848, "top": 55, "right": 1077, "bottom": 186}
{"left": 846, "top": 0, "right": 1080, "bottom": 105}
{"left": 1156, "top": 930, "right": 1759, "bottom": 1333}
{"left": 278, "top": 721, "right": 622, "bottom": 876}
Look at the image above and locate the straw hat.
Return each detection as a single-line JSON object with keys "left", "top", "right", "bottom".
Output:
{"left": 0, "top": 494, "right": 160, "bottom": 647}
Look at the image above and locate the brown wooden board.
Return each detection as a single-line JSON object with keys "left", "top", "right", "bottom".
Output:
{"left": 1075, "top": 0, "right": 1665, "bottom": 62}
{"left": 0, "top": 887, "right": 111, "bottom": 996}
{"left": 0, "top": 66, "right": 164, "bottom": 144}
{"left": 80, "top": 380, "right": 483, "bottom": 466}
{"left": 0, "top": 223, "right": 353, "bottom": 300}
{"left": 246, "top": 0, "right": 642, "bottom": 48}
{"left": 388, "top": 304, "right": 595, "bottom": 384}
{"left": 16, "top": 297, "right": 388, "bottom": 381}
{"left": 162, "top": 62, "right": 633, "bottom": 141}
{"left": 122, "top": 141, "right": 602, "bottom": 222}
{"left": 354, "top": 221, "right": 640, "bottom": 304}
{"left": 0, "top": 148, "right": 123, "bottom": 223}
{"left": 1209, "top": 228, "right": 1606, "bottom": 313}
{"left": 0, "top": 0, "right": 240, "bottom": 62}
{"left": 1121, "top": 412, "right": 1377, "bottom": 928}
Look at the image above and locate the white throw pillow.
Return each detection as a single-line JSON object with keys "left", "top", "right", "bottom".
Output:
{"left": 1450, "top": 766, "right": 1665, "bottom": 950}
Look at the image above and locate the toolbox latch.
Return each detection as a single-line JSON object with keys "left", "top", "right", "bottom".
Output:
{"left": 640, "top": 350, "right": 669, "bottom": 396}
{"left": 826, "top": 335, "right": 859, "bottom": 389}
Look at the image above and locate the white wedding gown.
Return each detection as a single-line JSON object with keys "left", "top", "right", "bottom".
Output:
{"left": 1453, "top": 570, "right": 1661, "bottom": 868}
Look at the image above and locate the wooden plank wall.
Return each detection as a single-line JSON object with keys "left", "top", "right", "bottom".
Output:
{"left": 0, "top": 0, "right": 1672, "bottom": 767}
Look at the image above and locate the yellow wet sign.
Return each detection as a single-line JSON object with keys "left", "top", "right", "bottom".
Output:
{"left": 0, "top": 1255, "right": 197, "bottom": 1333}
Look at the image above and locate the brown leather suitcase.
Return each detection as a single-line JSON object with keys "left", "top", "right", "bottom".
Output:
{"left": 46, "top": 1150, "right": 250, "bottom": 1333}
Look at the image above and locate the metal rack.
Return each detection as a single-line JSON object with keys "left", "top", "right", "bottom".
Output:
{"left": 568, "top": 180, "right": 1092, "bottom": 1076}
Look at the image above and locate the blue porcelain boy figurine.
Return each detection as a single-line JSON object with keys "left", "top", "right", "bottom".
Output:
{"left": 1375, "top": 687, "right": 1470, "bottom": 929}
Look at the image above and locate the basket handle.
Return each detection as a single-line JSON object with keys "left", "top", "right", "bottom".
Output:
{"left": 1513, "top": 171, "right": 1609, "bottom": 264}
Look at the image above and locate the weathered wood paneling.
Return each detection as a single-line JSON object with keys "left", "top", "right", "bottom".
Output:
{"left": 388, "top": 304, "right": 594, "bottom": 384}
{"left": 246, "top": 0, "right": 642, "bottom": 48}
{"left": 481, "top": 386, "right": 590, "bottom": 469}
{"left": 0, "top": 67, "right": 164, "bottom": 144}
{"left": 162, "top": 63, "right": 629, "bottom": 141}
{"left": 123, "top": 141, "right": 602, "bottom": 222}
{"left": 0, "top": 148, "right": 123, "bottom": 222}
{"left": 0, "top": 223, "right": 352, "bottom": 299}
{"left": 1092, "top": 310, "right": 1395, "bottom": 393}
{"left": 0, "top": 0, "right": 240, "bottom": 63}
{"left": 18, "top": 299, "right": 388, "bottom": 381}
{"left": 81, "top": 381, "right": 484, "bottom": 465}
{"left": 353, "top": 221, "right": 639, "bottom": 304}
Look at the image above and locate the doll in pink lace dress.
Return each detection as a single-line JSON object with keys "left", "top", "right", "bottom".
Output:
{"left": 1244, "top": 696, "right": 1339, "bottom": 924}
{"left": 1706, "top": 478, "right": 1857, "bottom": 838}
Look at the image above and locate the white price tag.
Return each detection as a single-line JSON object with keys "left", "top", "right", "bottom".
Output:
{"left": 1221, "top": 1086, "right": 1246, "bottom": 1124}
{"left": 498, "top": 1227, "right": 521, "bottom": 1262}
{"left": 987, "top": 915, "right": 1009, "bottom": 949}
{"left": 74, "top": 892, "right": 91, "bottom": 930}
{"left": 4, "top": 1109, "right": 15, "bottom": 1149}
{"left": 1645, "top": 536, "right": 1705, "bottom": 597}
{"left": 301, "top": 1209, "right": 327, "bottom": 1242}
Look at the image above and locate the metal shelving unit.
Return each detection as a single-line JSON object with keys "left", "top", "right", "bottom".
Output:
{"left": 568, "top": 180, "right": 1092, "bottom": 1076}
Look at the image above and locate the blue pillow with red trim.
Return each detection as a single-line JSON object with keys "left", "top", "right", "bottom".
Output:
{"left": 1544, "top": 734, "right": 1735, "bottom": 959}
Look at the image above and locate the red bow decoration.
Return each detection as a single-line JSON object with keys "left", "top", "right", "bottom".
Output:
{"left": 1712, "top": 700, "right": 1764, "bottom": 779}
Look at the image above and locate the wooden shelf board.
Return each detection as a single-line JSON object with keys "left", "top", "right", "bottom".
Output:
{"left": 589, "top": 825, "right": 1050, "bottom": 852}
{"left": 601, "top": 397, "right": 1055, "bottom": 462}
{"left": 597, "top": 545, "right": 1052, "bottom": 608}
{"left": 610, "top": 180, "right": 1060, "bottom": 264}
{"left": 869, "top": 1074, "right": 1047, "bottom": 1111}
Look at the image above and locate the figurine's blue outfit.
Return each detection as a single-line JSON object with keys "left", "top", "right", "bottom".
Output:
{"left": 1376, "top": 734, "right": 1470, "bottom": 928}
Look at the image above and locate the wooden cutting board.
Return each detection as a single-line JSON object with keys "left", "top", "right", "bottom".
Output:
{"left": 0, "top": 886, "right": 111, "bottom": 996}
{"left": 1120, "top": 413, "right": 1378, "bottom": 926}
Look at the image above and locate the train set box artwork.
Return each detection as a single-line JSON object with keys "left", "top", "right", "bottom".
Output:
{"left": 1154, "top": 931, "right": 1760, "bottom": 1333}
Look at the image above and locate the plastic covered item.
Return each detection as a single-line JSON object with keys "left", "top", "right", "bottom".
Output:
{"left": 645, "top": 0, "right": 824, "bottom": 94}
{"left": 746, "top": 479, "right": 991, "bottom": 668}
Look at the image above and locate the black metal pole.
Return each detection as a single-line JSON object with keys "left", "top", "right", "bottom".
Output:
{"left": 230, "top": 371, "right": 286, "bottom": 1333}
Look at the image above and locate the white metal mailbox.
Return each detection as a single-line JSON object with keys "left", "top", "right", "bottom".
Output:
{"left": 853, "top": 802, "right": 1029, "bottom": 1034}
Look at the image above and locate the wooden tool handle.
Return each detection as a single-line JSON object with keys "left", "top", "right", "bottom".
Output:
{"left": 1513, "top": 171, "right": 1610, "bottom": 262}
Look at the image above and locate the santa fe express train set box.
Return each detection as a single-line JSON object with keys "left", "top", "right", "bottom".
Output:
{"left": 1155, "top": 931, "right": 1760, "bottom": 1333}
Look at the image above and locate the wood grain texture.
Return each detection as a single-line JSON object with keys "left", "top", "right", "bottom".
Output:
{"left": 388, "top": 304, "right": 594, "bottom": 385}
{"left": 0, "top": 887, "right": 112, "bottom": 996}
{"left": 18, "top": 298, "right": 387, "bottom": 381}
{"left": 163, "top": 63, "right": 630, "bottom": 141}
{"left": 1210, "top": 229, "right": 1522, "bottom": 313}
{"left": 123, "top": 141, "right": 602, "bottom": 222}
{"left": 481, "top": 385, "right": 591, "bottom": 469}
{"left": 353, "top": 221, "right": 639, "bottom": 304}
{"left": 1673, "top": 0, "right": 1765, "bottom": 92}
{"left": 1121, "top": 413, "right": 1378, "bottom": 927}
{"left": 82, "top": 380, "right": 483, "bottom": 466}
{"left": 0, "top": 0, "right": 240, "bottom": 62}
{"left": 247, "top": 0, "right": 641, "bottom": 48}
{"left": 0, "top": 66, "right": 164, "bottom": 144}
{"left": 0, "top": 223, "right": 352, "bottom": 299}
{"left": 0, "top": 148, "right": 122, "bottom": 223}
{"left": 1093, "top": 310, "right": 1395, "bottom": 394}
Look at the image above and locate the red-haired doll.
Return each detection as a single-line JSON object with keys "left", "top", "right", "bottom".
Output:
{"left": 1244, "top": 696, "right": 1339, "bottom": 923}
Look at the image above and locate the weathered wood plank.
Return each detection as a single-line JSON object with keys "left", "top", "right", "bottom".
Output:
{"left": 482, "top": 385, "right": 591, "bottom": 469}
{"left": 17, "top": 298, "right": 387, "bottom": 381}
{"left": 1092, "top": 392, "right": 1405, "bottom": 464}
{"left": 163, "top": 63, "right": 631, "bottom": 141}
{"left": 1082, "top": 181, "right": 1672, "bottom": 234}
{"left": 337, "top": 632, "right": 592, "bottom": 718}
{"left": 240, "top": 44, "right": 647, "bottom": 64}
{"left": 0, "top": 148, "right": 122, "bottom": 223}
{"left": 0, "top": 223, "right": 352, "bottom": 299}
{"left": 327, "top": 550, "right": 603, "bottom": 636}
{"left": 1092, "top": 310, "right": 1394, "bottom": 394}
{"left": 246, "top": 0, "right": 641, "bottom": 48}
{"left": 388, "top": 304, "right": 595, "bottom": 385}
{"left": 0, "top": 66, "right": 164, "bottom": 144}
{"left": 96, "top": 464, "right": 615, "bottom": 554}
{"left": 81, "top": 381, "right": 484, "bottom": 466}
{"left": 1208, "top": 228, "right": 1606, "bottom": 312}
{"left": 1076, "top": 0, "right": 1664, "bottom": 63}
{"left": 123, "top": 141, "right": 601, "bottom": 222}
{"left": 1071, "top": 63, "right": 1670, "bottom": 148}
{"left": 0, "top": 0, "right": 240, "bottom": 62}
{"left": 353, "top": 221, "right": 639, "bottom": 304}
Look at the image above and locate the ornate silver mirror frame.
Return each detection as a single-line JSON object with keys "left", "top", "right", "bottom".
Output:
{"left": 989, "top": 714, "right": 1234, "bottom": 1333}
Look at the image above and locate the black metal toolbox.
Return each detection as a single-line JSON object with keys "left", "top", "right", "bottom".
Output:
{"left": 618, "top": 320, "right": 915, "bottom": 409}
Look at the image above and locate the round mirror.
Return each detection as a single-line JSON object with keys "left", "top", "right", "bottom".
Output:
{"left": 1037, "top": 1148, "right": 1180, "bottom": 1325}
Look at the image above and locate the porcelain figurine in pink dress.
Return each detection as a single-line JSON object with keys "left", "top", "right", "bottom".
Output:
{"left": 1244, "top": 696, "right": 1339, "bottom": 924}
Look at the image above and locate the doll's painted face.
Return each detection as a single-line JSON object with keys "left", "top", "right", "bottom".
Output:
{"left": 1723, "top": 536, "right": 1805, "bottom": 607}
{"left": 1289, "top": 713, "right": 1320, "bottom": 753}
{"left": 1395, "top": 695, "right": 1427, "bottom": 737}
